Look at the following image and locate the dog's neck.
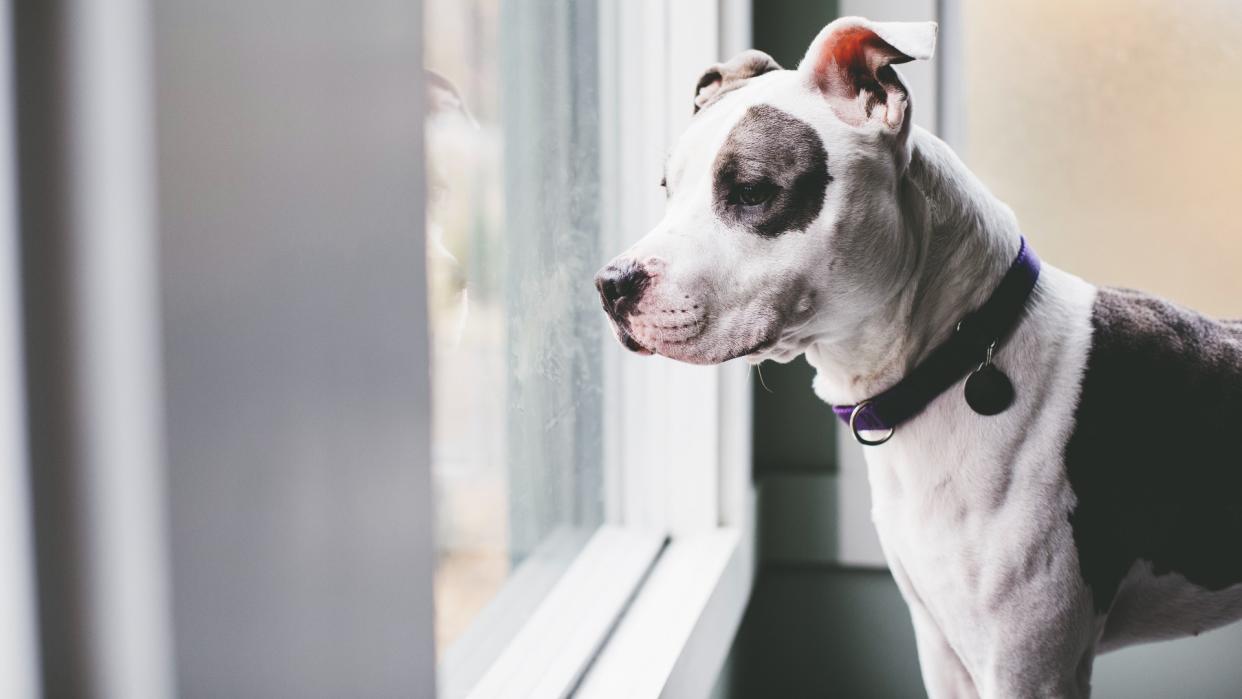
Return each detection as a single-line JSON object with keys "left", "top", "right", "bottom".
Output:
{"left": 805, "top": 127, "right": 1023, "bottom": 405}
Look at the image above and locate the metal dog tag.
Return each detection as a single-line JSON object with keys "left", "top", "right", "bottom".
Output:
{"left": 964, "top": 340, "right": 1013, "bottom": 416}
{"left": 965, "top": 363, "right": 1014, "bottom": 416}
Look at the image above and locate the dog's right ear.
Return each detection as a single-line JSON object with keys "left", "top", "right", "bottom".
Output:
{"left": 694, "top": 50, "right": 782, "bottom": 114}
{"left": 798, "top": 17, "right": 936, "bottom": 134}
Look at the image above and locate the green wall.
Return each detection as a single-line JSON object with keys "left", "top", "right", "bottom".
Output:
{"left": 713, "top": 567, "right": 1242, "bottom": 698}
{"left": 753, "top": 0, "right": 839, "bottom": 69}
{"left": 752, "top": 356, "right": 837, "bottom": 477}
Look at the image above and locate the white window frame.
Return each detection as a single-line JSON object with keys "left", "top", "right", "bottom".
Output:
{"left": 444, "top": 2, "right": 756, "bottom": 698}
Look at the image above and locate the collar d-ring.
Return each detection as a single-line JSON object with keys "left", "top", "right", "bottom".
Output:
{"left": 849, "top": 400, "right": 895, "bottom": 446}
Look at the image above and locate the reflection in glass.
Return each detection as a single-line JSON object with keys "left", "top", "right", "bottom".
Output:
{"left": 424, "top": 0, "right": 605, "bottom": 680}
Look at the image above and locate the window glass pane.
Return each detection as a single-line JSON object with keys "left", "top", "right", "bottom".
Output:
{"left": 960, "top": 0, "right": 1242, "bottom": 316}
{"left": 424, "top": 0, "right": 605, "bottom": 676}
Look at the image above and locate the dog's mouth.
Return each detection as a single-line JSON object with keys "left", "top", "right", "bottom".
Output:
{"left": 607, "top": 305, "right": 785, "bottom": 366}
{"left": 615, "top": 325, "right": 653, "bottom": 356}
{"left": 619, "top": 303, "right": 705, "bottom": 358}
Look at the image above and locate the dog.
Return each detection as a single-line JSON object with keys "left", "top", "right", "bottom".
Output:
{"left": 595, "top": 17, "right": 1242, "bottom": 698}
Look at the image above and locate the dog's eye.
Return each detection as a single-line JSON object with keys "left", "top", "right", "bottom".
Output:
{"left": 660, "top": 176, "right": 667, "bottom": 188}
{"left": 736, "top": 182, "right": 776, "bottom": 207}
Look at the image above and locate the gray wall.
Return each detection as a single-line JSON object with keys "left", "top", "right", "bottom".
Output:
{"left": 155, "top": 2, "right": 435, "bottom": 696}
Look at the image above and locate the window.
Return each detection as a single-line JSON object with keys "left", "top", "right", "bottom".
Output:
{"left": 954, "top": 0, "right": 1242, "bottom": 317}
{"left": 425, "top": 0, "right": 613, "bottom": 691}
{"left": 425, "top": 1, "right": 755, "bottom": 696}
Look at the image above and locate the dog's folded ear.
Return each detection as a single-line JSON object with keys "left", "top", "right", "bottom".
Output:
{"left": 426, "top": 69, "right": 477, "bottom": 128}
{"left": 694, "top": 50, "right": 782, "bottom": 114}
{"left": 799, "top": 17, "right": 936, "bottom": 133}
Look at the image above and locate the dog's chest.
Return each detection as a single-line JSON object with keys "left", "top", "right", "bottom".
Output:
{"left": 869, "top": 440, "right": 1072, "bottom": 612}
{"left": 869, "top": 454, "right": 1001, "bottom": 611}
{"left": 867, "top": 431, "right": 1088, "bottom": 669}
{"left": 859, "top": 268, "right": 1101, "bottom": 662}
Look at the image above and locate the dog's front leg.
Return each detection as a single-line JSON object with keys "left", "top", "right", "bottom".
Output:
{"left": 885, "top": 551, "right": 978, "bottom": 698}
{"left": 909, "top": 604, "right": 979, "bottom": 699}
{"left": 971, "top": 636, "right": 1095, "bottom": 699}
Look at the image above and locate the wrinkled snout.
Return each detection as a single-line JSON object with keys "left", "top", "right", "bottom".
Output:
{"left": 594, "top": 259, "right": 650, "bottom": 322}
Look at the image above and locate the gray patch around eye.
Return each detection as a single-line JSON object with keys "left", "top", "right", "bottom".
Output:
{"left": 712, "top": 105, "right": 831, "bottom": 238}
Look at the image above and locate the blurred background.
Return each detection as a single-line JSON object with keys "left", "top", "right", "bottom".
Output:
{"left": 4, "top": 0, "right": 1242, "bottom": 697}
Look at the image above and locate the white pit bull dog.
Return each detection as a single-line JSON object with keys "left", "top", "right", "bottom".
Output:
{"left": 595, "top": 17, "right": 1242, "bottom": 698}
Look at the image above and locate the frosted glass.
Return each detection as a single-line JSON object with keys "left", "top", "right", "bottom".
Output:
{"left": 961, "top": 0, "right": 1242, "bottom": 316}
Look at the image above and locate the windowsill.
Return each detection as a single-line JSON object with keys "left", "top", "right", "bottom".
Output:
{"left": 576, "top": 526, "right": 754, "bottom": 698}
{"left": 440, "top": 526, "right": 596, "bottom": 698}
{"left": 450, "top": 524, "right": 753, "bottom": 699}
{"left": 456, "top": 526, "right": 664, "bottom": 698}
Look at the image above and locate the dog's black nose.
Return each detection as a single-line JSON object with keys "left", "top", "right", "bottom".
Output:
{"left": 595, "top": 261, "right": 650, "bottom": 317}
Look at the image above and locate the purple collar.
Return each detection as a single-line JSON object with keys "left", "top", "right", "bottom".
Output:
{"left": 831, "top": 237, "right": 1041, "bottom": 440}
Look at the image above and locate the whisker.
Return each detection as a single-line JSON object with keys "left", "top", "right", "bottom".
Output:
{"left": 754, "top": 362, "right": 774, "bottom": 394}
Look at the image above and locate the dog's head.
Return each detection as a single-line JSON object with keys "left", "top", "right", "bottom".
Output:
{"left": 595, "top": 17, "right": 936, "bottom": 364}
